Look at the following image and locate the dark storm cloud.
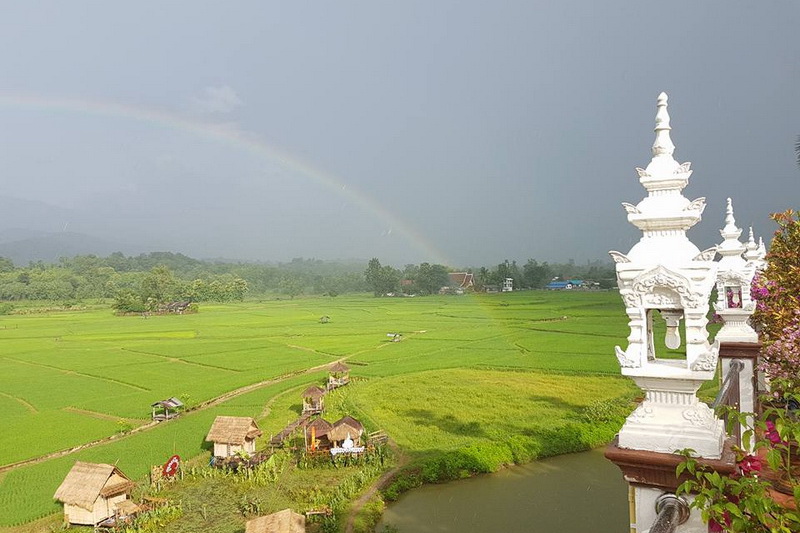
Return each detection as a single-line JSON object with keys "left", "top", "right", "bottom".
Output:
{"left": 0, "top": 1, "right": 797, "bottom": 266}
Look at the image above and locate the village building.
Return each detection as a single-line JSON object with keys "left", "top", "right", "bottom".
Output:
{"left": 327, "top": 362, "right": 350, "bottom": 390}
{"left": 501, "top": 277, "right": 513, "bottom": 292}
{"left": 328, "top": 415, "right": 364, "bottom": 447}
{"left": 53, "top": 461, "right": 138, "bottom": 526}
{"left": 206, "top": 416, "right": 262, "bottom": 459}
{"left": 245, "top": 509, "right": 306, "bottom": 533}
{"left": 301, "top": 385, "right": 325, "bottom": 415}
{"left": 448, "top": 272, "right": 474, "bottom": 291}
{"left": 305, "top": 417, "right": 334, "bottom": 451}
{"left": 545, "top": 279, "right": 584, "bottom": 290}
{"left": 150, "top": 396, "right": 184, "bottom": 421}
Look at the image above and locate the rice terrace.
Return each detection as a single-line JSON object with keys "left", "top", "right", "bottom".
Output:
{"left": 0, "top": 291, "right": 644, "bottom": 532}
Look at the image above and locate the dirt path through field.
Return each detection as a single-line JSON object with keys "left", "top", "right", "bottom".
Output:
{"left": 344, "top": 439, "right": 408, "bottom": 533}
{"left": 0, "top": 357, "right": 348, "bottom": 474}
{"left": 0, "top": 391, "right": 38, "bottom": 414}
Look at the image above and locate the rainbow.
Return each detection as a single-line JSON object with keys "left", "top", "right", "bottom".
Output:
{"left": 0, "top": 91, "right": 448, "bottom": 265}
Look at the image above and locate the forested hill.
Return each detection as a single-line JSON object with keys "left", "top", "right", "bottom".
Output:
{"left": 0, "top": 253, "right": 369, "bottom": 305}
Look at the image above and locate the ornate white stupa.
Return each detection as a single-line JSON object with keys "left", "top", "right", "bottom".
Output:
{"left": 713, "top": 199, "right": 758, "bottom": 343}
{"left": 743, "top": 227, "right": 767, "bottom": 271}
{"left": 609, "top": 93, "right": 724, "bottom": 458}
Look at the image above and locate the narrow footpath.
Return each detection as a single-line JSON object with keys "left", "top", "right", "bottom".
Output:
{"left": 344, "top": 439, "right": 408, "bottom": 533}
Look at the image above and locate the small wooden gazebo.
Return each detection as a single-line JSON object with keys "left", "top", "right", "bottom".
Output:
{"left": 54, "top": 461, "right": 139, "bottom": 526}
{"left": 328, "top": 415, "right": 364, "bottom": 447}
{"left": 301, "top": 386, "right": 325, "bottom": 415}
{"left": 206, "top": 416, "right": 262, "bottom": 459}
{"left": 327, "top": 362, "right": 350, "bottom": 390}
{"left": 305, "top": 417, "right": 334, "bottom": 451}
{"left": 150, "top": 397, "right": 184, "bottom": 421}
{"left": 245, "top": 509, "right": 305, "bottom": 533}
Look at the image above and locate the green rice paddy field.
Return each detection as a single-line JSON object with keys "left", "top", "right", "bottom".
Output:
{"left": 0, "top": 291, "right": 644, "bottom": 529}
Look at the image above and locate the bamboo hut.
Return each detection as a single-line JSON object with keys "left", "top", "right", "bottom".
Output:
{"left": 301, "top": 385, "right": 325, "bottom": 415}
{"left": 328, "top": 415, "right": 364, "bottom": 447}
{"left": 53, "top": 461, "right": 138, "bottom": 526}
{"left": 327, "top": 362, "right": 350, "bottom": 390}
{"left": 245, "top": 509, "right": 306, "bottom": 533}
{"left": 305, "top": 417, "right": 333, "bottom": 451}
{"left": 151, "top": 397, "right": 184, "bottom": 421}
{"left": 206, "top": 416, "right": 262, "bottom": 459}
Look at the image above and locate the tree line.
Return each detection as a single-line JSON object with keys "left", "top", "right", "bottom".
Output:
{"left": 0, "top": 252, "right": 616, "bottom": 308}
{"left": 364, "top": 257, "right": 616, "bottom": 296}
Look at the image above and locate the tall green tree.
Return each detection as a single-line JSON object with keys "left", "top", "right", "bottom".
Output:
{"left": 415, "top": 263, "right": 450, "bottom": 295}
{"left": 523, "top": 259, "right": 553, "bottom": 289}
{"left": 364, "top": 258, "right": 400, "bottom": 296}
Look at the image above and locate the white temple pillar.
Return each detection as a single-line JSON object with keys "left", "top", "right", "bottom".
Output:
{"left": 606, "top": 93, "right": 735, "bottom": 533}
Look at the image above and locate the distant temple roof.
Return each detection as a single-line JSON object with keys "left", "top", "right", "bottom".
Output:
{"left": 448, "top": 272, "right": 474, "bottom": 288}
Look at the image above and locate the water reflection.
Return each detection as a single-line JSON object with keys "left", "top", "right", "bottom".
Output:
{"left": 377, "top": 449, "right": 627, "bottom": 533}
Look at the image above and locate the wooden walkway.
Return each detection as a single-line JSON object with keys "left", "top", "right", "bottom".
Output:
{"left": 269, "top": 412, "right": 312, "bottom": 447}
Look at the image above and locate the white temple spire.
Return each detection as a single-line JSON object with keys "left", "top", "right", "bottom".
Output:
{"left": 652, "top": 92, "right": 675, "bottom": 158}
{"left": 714, "top": 199, "right": 757, "bottom": 342}
{"left": 609, "top": 93, "right": 722, "bottom": 458}
{"left": 743, "top": 227, "right": 766, "bottom": 269}
{"left": 717, "top": 198, "right": 745, "bottom": 263}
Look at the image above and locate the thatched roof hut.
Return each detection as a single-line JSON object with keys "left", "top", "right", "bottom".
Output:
{"left": 327, "top": 362, "right": 350, "bottom": 390}
{"left": 54, "top": 461, "right": 137, "bottom": 526}
{"left": 206, "top": 416, "right": 262, "bottom": 458}
{"left": 245, "top": 509, "right": 306, "bottom": 533}
{"left": 328, "top": 415, "right": 364, "bottom": 444}
{"left": 306, "top": 417, "right": 333, "bottom": 438}
{"left": 302, "top": 386, "right": 326, "bottom": 399}
{"left": 301, "top": 385, "right": 326, "bottom": 414}
{"left": 305, "top": 417, "right": 333, "bottom": 450}
{"left": 329, "top": 362, "right": 350, "bottom": 373}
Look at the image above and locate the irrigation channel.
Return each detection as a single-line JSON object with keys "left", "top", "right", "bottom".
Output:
{"left": 376, "top": 449, "right": 628, "bottom": 533}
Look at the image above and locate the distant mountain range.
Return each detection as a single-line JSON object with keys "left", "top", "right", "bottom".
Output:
{"left": 0, "top": 230, "right": 144, "bottom": 265}
{"left": 0, "top": 195, "right": 143, "bottom": 264}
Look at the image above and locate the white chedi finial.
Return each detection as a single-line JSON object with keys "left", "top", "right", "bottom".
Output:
{"left": 744, "top": 227, "right": 759, "bottom": 261}
{"left": 717, "top": 198, "right": 745, "bottom": 265}
{"left": 725, "top": 198, "right": 735, "bottom": 226}
{"left": 652, "top": 92, "right": 676, "bottom": 158}
{"left": 757, "top": 237, "right": 767, "bottom": 259}
{"left": 719, "top": 197, "right": 743, "bottom": 242}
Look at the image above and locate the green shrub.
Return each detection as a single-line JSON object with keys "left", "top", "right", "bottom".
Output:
{"left": 581, "top": 397, "right": 631, "bottom": 424}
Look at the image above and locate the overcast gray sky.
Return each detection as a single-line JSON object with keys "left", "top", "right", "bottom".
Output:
{"left": 0, "top": 1, "right": 797, "bottom": 267}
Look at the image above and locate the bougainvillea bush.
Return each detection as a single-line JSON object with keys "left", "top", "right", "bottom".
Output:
{"left": 751, "top": 210, "right": 800, "bottom": 394}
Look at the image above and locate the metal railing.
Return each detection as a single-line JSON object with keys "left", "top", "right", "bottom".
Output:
{"left": 713, "top": 359, "right": 744, "bottom": 447}
{"left": 649, "top": 494, "right": 690, "bottom": 533}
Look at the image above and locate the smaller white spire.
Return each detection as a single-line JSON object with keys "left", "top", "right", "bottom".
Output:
{"left": 717, "top": 198, "right": 745, "bottom": 268}
{"left": 743, "top": 227, "right": 767, "bottom": 270}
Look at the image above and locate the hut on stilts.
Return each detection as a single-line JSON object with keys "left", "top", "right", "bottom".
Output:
{"left": 53, "top": 461, "right": 139, "bottom": 526}
{"left": 150, "top": 397, "right": 184, "bottom": 421}
{"left": 301, "top": 385, "right": 326, "bottom": 415}
{"left": 327, "top": 362, "right": 350, "bottom": 390}
{"left": 206, "top": 416, "right": 262, "bottom": 460}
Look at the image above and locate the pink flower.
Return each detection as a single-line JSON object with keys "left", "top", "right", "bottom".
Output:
{"left": 765, "top": 420, "right": 786, "bottom": 446}
{"left": 738, "top": 454, "right": 762, "bottom": 476}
